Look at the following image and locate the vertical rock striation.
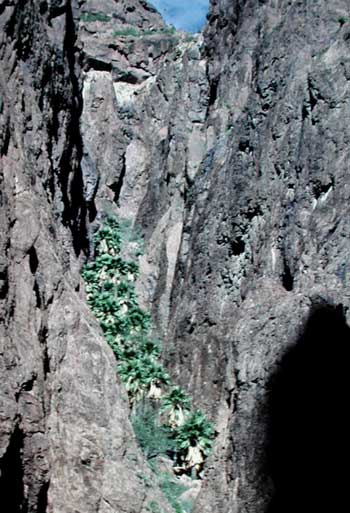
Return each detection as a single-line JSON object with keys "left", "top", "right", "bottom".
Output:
{"left": 80, "top": 0, "right": 210, "bottom": 335}
{"left": 171, "top": 1, "right": 350, "bottom": 512}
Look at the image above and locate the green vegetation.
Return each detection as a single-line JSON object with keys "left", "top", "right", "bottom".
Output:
{"left": 173, "top": 411, "right": 215, "bottom": 474}
{"left": 147, "top": 501, "right": 163, "bottom": 513}
{"left": 160, "top": 386, "right": 192, "bottom": 428}
{"left": 338, "top": 16, "right": 350, "bottom": 26}
{"left": 113, "top": 27, "right": 143, "bottom": 37}
{"left": 81, "top": 12, "right": 111, "bottom": 23}
{"left": 82, "top": 216, "right": 215, "bottom": 482}
{"left": 113, "top": 26, "right": 177, "bottom": 38}
{"left": 80, "top": 11, "right": 177, "bottom": 39}
{"left": 132, "top": 402, "right": 175, "bottom": 460}
{"left": 158, "top": 471, "right": 190, "bottom": 513}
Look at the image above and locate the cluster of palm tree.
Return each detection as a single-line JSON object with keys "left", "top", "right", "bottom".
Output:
{"left": 82, "top": 216, "right": 215, "bottom": 475}
{"left": 160, "top": 388, "right": 215, "bottom": 475}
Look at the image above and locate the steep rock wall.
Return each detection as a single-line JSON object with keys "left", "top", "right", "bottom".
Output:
{"left": 173, "top": 1, "right": 350, "bottom": 512}
{"left": 80, "top": 1, "right": 210, "bottom": 335}
{"left": 0, "top": 2, "right": 171, "bottom": 512}
{"left": 3, "top": 0, "right": 349, "bottom": 512}
{"left": 80, "top": 1, "right": 350, "bottom": 512}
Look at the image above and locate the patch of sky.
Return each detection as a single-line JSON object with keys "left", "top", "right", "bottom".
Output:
{"left": 150, "top": 0, "right": 209, "bottom": 33}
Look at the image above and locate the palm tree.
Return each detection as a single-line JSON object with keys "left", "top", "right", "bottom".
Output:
{"left": 117, "top": 357, "right": 148, "bottom": 403}
{"left": 160, "top": 386, "right": 192, "bottom": 428}
{"left": 117, "top": 357, "right": 170, "bottom": 404}
{"left": 174, "top": 410, "right": 215, "bottom": 475}
{"left": 137, "top": 336, "right": 161, "bottom": 360}
{"left": 144, "top": 361, "right": 171, "bottom": 400}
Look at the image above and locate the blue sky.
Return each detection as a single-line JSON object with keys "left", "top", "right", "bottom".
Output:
{"left": 150, "top": 0, "right": 209, "bottom": 33}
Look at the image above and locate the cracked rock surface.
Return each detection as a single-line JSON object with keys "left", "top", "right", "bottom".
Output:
{"left": 80, "top": 1, "right": 350, "bottom": 512}
{"left": 0, "top": 2, "right": 172, "bottom": 512}
{"left": 2, "top": 0, "right": 350, "bottom": 512}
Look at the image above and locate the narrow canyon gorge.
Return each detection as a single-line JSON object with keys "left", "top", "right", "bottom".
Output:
{"left": 1, "top": 1, "right": 350, "bottom": 512}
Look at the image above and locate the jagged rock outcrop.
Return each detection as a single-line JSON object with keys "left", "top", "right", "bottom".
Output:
{"left": 171, "top": 2, "right": 350, "bottom": 513}
{"left": 0, "top": 2, "right": 172, "bottom": 512}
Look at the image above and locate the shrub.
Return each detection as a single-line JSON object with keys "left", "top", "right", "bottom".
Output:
{"left": 158, "top": 471, "right": 188, "bottom": 512}
{"left": 81, "top": 12, "right": 111, "bottom": 23}
{"left": 338, "top": 16, "right": 350, "bottom": 26}
{"left": 146, "top": 501, "right": 163, "bottom": 513}
{"left": 113, "top": 26, "right": 177, "bottom": 38}
{"left": 113, "top": 27, "right": 142, "bottom": 37}
{"left": 132, "top": 401, "right": 176, "bottom": 460}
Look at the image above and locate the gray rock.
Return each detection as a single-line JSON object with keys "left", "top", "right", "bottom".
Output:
{"left": 3, "top": 0, "right": 350, "bottom": 512}
{"left": 80, "top": 0, "right": 350, "bottom": 512}
{"left": 0, "top": 2, "right": 173, "bottom": 512}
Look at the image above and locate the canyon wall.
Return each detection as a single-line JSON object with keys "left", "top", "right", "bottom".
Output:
{"left": 181, "top": 2, "right": 350, "bottom": 512}
{"left": 2, "top": 0, "right": 350, "bottom": 512}
{"left": 81, "top": 1, "right": 350, "bottom": 512}
{"left": 0, "top": 2, "right": 172, "bottom": 512}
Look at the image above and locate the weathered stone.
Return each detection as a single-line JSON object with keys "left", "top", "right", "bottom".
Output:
{"left": 3, "top": 0, "right": 350, "bottom": 512}
{"left": 80, "top": 1, "right": 350, "bottom": 512}
{"left": 0, "top": 2, "right": 173, "bottom": 512}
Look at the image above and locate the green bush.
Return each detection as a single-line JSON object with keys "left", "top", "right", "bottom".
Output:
{"left": 158, "top": 472, "right": 188, "bottom": 512}
{"left": 113, "top": 26, "right": 177, "bottom": 38}
{"left": 132, "top": 402, "right": 176, "bottom": 460}
{"left": 338, "top": 16, "right": 350, "bottom": 25}
{"left": 81, "top": 12, "right": 111, "bottom": 23}
{"left": 147, "top": 501, "right": 163, "bottom": 513}
{"left": 113, "top": 27, "right": 142, "bottom": 37}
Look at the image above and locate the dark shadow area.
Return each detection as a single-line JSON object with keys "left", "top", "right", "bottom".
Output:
{"left": 37, "top": 480, "right": 49, "bottom": 513}
{"left": 266, "top": 303, "right": 350, "bottom": 513}
{"left": 281, "top": 257, "right": 294, "bottom": 291}
{"left": 0, "top": 426, "right": 26, "bottom": 512}
{"left": 61, "top": 1, "right": 91, "bottom": 257}
{"left": 208, "top": 77, "right": 219, "bottom": 106}
{"left": 109, "top": 153, "right": 126, "bottom": 204}
{"left": 29, "top": 246, "right": 39, "bottom": 275}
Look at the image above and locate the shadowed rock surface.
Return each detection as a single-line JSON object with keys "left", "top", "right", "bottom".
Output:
{"left": 266, "top": 303, "right": 350, "bottom": 513}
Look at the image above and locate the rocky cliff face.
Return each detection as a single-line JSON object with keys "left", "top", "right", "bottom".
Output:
{"left": 2, "top": 0, "right": 350, "bottom": 512}
{"left": 0, "top": 2, "right": 172, "bottom": 512}
{"left": 180, "top": 2, "right": 350, "bottom": 512}
{"left": 80, "top": 0, "right": 210, "bottom": 335}
{"left": 79, "top": 1, "right": 350, "bottom": 513}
